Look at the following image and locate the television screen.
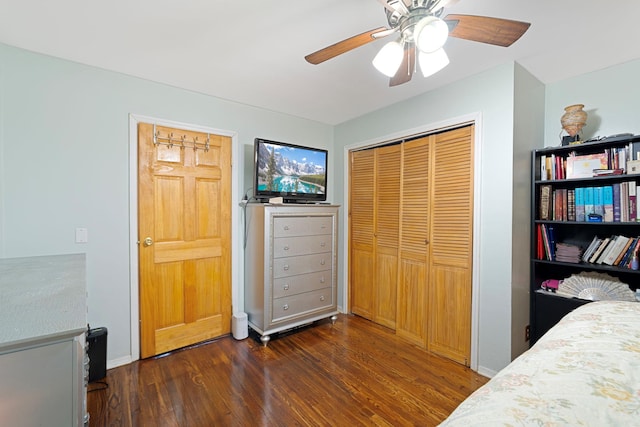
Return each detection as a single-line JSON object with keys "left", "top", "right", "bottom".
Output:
{"left": 254, "top": 138, "right": 328, "bottom": 203}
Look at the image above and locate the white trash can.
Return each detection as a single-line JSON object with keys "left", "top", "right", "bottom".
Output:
{"left": 232, "top": 312, "right": 249, "bottom": 340}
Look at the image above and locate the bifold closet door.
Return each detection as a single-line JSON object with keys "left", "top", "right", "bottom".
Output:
{"left": 349, "top": 149, "right": 375, "bottom": 320}
{"left": 349, "top": 125, "right": 473, "bottom": 366}
{"left": 427, "top": 126, "right": 474, "bottom": 366}
{"left": 349, "top": 145, "right": 401, "bottom": 328}
{"left": 396, "top": 137, "right": 431, "bottom": 346}
{"left": 373, "top": 145, "right": 401, "bottom": 329}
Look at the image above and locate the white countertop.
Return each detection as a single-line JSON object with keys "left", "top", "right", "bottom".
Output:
{"left": 0, "top": 254, "right": 87, "bottom": 352}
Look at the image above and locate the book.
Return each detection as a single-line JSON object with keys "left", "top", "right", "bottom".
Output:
{"left": 603, "top": 185, "right": 614, "bottom": 222}
{"left": 621, "top": 182, "right": 629, "bottom": 222}
{"left": 593, "top": 186, "right": 604, "bottom": 217}
{"left": 628, "top": 181, "right": 637, "bottom": 221}
{"left": 555, "top": 242, "right": 582, "bottom": 263}
{"left": 539, "top": 185, "right": 552, "bottom": 220}
{"left": 575, "top": 187, "right": 585, "bottom": 221}
{"left": 596, "top": 235, "right": 618, "bottom": 264}
{"left": 565, "top": 152, "right": 608, "bottom": 179}
{"left": 582, "top": 235, "right": 601, "bottom": 262}
{"left": 540, "top": 155, "right": 547, "bottom": 181}
{"left": 602, "top": 235, "right": 630, "bottom": 265}
{"left": 547, "top": 226, "right": 556, "bottom": 261}
{"left": 593, "top": 168, "right": 624, "bottom": 176}
{"left": 613, "top": 183, "right": 622, "bottom": 222}
{"left": 583, "top": 186, "right": 594, "bottom": 217}
{"left": 536, "top": 224, "right": 544, "bottom": 260}
{"left": 613, "top": 237, "right": 634, "bottom": 266}
{"left": 630, "top": 142, "right": 640, "bottom": 162}
{"left": 589, "top": 237, "right": 611, "bottom": 263}
{"left": 540, "top": 224, "right": 551, "bottom": 260}
{"left": 567, "top": 189, "right": 576, "bottom": 221}
{"left": 619, "top": 237, "right": 638, "bottom": 267}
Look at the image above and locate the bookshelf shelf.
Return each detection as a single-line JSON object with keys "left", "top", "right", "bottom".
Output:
{"left": 530, "top": 134, "right": 640, "bottom": 344}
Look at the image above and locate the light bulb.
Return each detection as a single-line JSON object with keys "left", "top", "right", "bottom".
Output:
{"left": 372, "top": 41, "right": 404, "bottom": 77}
{"left": 418, "top": 48, "right": 449, "bottom": 78}
{"left": 414, "top": 16, "right": 448, "bottom": 53}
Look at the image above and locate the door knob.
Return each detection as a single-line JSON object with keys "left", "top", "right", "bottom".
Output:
{"left": 143, "top": 237, "right": 153, "bottom": 247}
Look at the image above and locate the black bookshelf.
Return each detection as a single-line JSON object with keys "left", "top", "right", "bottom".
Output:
{"left": 530, "top": 135, "right": 640, "bottom": 344}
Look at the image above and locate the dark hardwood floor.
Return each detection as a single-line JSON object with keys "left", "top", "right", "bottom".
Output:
{"left": 87, "top": 314, "right": 488, "bottom": 426}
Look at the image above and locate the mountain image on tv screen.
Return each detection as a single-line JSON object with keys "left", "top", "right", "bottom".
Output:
{"left": 256, "top": 142, "right": 326, "bottom": 195}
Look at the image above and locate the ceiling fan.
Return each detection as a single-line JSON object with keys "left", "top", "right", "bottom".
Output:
{"left": 304, "top": 0, "right": 531, "bottom": 87}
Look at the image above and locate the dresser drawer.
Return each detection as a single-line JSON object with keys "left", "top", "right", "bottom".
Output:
{"left": 273, "top": 253, "right": 332, "bottom": 278}
{"left": 273, "top": 235, "right": 332, "bottom": 258}
{"left": 272, "top": 287, "right": 334, "bottom": 321}
{"left": 273, "top": 271, "right": 331, "bottom": 299}
{"left": 272, "top": 216, "right": 333, "bottom": 238}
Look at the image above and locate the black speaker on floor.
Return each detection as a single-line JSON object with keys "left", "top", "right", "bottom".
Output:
{"left": 87, "top": 327, "right": 108, "bottom": 382}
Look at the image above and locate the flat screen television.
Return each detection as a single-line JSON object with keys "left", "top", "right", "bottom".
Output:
{"left": 253, "top": 138, "right": 328, "bottom": 203}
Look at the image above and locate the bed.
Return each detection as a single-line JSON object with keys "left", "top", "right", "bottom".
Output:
{"left": 440, "top": 300, "right": 640, "bottom": 426}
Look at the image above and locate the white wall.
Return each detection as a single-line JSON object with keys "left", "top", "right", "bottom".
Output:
{"left": 3, "top": 39, "right": 639, "bottom": 374}
{"left": 511, "top": 64, "right": 545, "bottom": 359}
{"left": 544, "top": 59, "right": 640, "bottom": 144}
{"left": 0, "top": 43, "right": 334, "bottom": 366}
{"left": 334, "top": 63, "right": 518, "bottom": 374}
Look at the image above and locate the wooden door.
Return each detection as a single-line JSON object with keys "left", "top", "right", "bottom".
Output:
{"left": 428, "top": 126, "right": 474, "bottom": 365}
{"left": 349, "top": 149, "right": 375, "bottom": 320}
{"left": 138, "top": 123, "right": 232, "bottom": 358}
{"left": 396, "top": 137, "right": 431, "bottom": 346}
{"left": 373, "top": 145, "right": 401, "bottom": 328}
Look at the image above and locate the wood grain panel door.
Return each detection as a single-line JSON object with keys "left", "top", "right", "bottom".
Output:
{"left": 396, "top": 137, "right": 430, "bottom": 346}
{"left": 138, "top": 123, "right": 232, "bottom": 358}
{"left": 349, "top": 150, "right": 375, "bottom": 320}
{"left": 428, "top": 126, "right": 474, "bottom": 365}
{"left": 373, "top": 145, "right": 401, "bottom": 328}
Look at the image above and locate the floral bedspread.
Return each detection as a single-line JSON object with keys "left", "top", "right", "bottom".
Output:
{"left": 440, "top": 301, "right": 640, "bottom": 426}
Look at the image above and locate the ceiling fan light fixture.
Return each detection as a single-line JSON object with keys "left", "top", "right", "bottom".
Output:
{"left": 418, "top": 48, "right": 449, "bottom": 78}
{"left": 414, "top": 16, "right": 448, "bottom": 53}
{"left": 372, "top": 40, "right": 404, "bottom": 77}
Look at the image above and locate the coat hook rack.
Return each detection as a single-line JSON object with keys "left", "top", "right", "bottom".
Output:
{"left": 153, "top": 125, "right": 210, "bottom": 152}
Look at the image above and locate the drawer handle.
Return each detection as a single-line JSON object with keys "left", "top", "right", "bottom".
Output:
{"left": 283, "top": 245, "right": 289, "bottom": 251}
{"left": 320, "top": 259, "right": 326, "bottom": 266}
{"left": 320, "top": 276, "right": 325, "bottom": 284}
{"left": 283, "top": 304, "right": 289, "bottom": 310}
{"left": 320, "top": 296, "right": 325, "bottom": 301}
{"left": 283, "top": 284, "right": 289, "bottom": 291}
{"left": 320, "top": 242, "right": 326, "bottom": 247}
{"left": 284, "top": 226, "right": 290, "bottom": 230}
{"left": 283, "top": 265, "right": 289, "bottom": 271}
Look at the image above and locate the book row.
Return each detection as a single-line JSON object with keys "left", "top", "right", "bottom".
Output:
{"left": 539, "top": 182, "right": 640, "bottom": 222}
{"left": 536, "top": 224, "right": 640, "bottom": 270}
{"left": 540, "top": 143, "right": 640, "bottom": 181}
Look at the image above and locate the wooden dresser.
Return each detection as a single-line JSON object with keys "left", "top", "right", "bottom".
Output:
{"left": 244, "top": 203, "right": 339, "bottom": 345}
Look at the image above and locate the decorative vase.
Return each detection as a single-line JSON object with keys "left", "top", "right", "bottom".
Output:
{"left": 561, "top": 104, "right": 587, "bottom": 137}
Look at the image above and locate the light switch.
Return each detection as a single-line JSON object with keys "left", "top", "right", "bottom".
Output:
{"left": 75, "top": 228, "right": 88, "bottom": 243}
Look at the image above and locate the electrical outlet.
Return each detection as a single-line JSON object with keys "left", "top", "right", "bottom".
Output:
{"left": 525, "top": 325, "right": 531, "bottom": 341}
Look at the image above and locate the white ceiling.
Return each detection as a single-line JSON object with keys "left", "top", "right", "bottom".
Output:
{"left": 1, "top": 0, "right": 639, "bottom": 125}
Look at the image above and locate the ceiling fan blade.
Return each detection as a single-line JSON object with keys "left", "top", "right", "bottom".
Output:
{"left": 389, "top": 44, "right": 415, "bottom": 87}
{"left": 443, "top": 14, "right": 531, "bottom": 47}
{"left": 305, "top": 27, "right": 389, "bottom": 65}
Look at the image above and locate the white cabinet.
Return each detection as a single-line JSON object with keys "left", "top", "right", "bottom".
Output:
{"left": 0, "top": 254, "right": 88, "bottom": 426}
{"left": 244, "top": 204, "right": 339, "bottom": 345}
